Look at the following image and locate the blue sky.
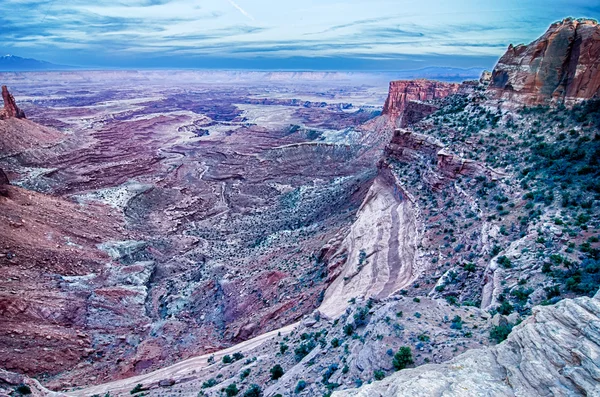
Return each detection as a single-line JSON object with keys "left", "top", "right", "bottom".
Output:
{"left": 0, "top": 0, "right": 598, "bottom": 70}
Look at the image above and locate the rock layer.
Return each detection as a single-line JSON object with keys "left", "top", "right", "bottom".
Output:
{"left": 334, "top": 292, "right": 600, "bottom": 397}
{"left": 0, "top": 86, "right": 25, "bottom": 119}
{"left": 382, "top": 80, "right": 460, "bottom": 126}
{"left": 489, "top": 18, "right": 600, "bottom": 105}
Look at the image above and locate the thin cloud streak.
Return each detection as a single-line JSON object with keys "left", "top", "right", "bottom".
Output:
{"left": 226, "top": 0, "right": 255, "bottom": 21}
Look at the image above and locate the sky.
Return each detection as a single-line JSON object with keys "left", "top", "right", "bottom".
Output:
{"left": 0, "top": 0, "right": 598, "bottom": 70}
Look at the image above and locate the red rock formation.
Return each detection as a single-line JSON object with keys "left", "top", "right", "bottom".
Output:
{"left": 488, "top": 18, "right": 600, "bottom": 105}
{"left": 382, "top": 80, "right": 460, "bottom": 126}
{"left": 0, "top": 86, "right": 26, "bottom": 120}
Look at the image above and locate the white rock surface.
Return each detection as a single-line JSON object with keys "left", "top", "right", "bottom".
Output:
{"left": 333, "top": 292, "right": 600, "bottom": 397}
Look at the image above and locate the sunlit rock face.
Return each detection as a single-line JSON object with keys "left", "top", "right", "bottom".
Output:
{"left": 382, "top": 80, "right": 460, "bottom": 126}
{"left": 0, "top": 86, "right": 25, "bottom": 120}
{"left": 489, "top": 18, "right": 600, "bottom": 105}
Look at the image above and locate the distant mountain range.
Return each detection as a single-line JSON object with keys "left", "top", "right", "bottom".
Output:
{"left": 0, "top": 55, "right": 486, "bottom": 81}
{"left": 0, "top": 55, "right": 74, "bottom": 71}
{"left": 389, "top": 66, "right": 486, "bottom": 82}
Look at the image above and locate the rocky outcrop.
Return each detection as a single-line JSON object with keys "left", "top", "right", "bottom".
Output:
{"left": 0, "top": 168, "right": 9, "bottom": 196}
{"left": 1, "top": 369, "right": 66, "bottom": 397}
{"left": 334, "top": 292, "right": 600, "bottom": 397}
{"left": 382, "top": 80, "right": 459, "bottom": 126}
{"left": 385, "top": 129, "right": 496, "bottom": 181}
{"left": 0, "top": 86, "right": 25, "bottom": 119}
{"left": 488, "top": 18, "right": 600, "bottom": 105}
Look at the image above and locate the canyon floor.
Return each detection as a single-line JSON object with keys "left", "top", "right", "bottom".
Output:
{"left": 0, "top": 71, "right": 397, "bottom": 389}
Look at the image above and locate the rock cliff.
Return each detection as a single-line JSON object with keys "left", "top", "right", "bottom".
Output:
{"left": 0, "top": 86, "right": 25, "bottom": 119}
{"left": 382, "top": 80, "right": 460, "bottom": 126}
{"left": 334, "top": 292, "right": 600, "bottom": 397}
{"left": 489, "top": 18, "right": 600, "bottom": 105}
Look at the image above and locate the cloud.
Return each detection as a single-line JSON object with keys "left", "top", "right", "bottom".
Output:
{"left": 0, "top": 0, "right": 597, "bottom": 69}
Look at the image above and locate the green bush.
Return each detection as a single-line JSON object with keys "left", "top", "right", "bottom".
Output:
{"left": 490, "top": 324, "right": 513, "bottom": 343}
{"left": 497, "top": 256, "right": 512, "bottom": 268}
{"left": 295, "top": 380, "right": 307, "bottom": 393}
{"left": 294, "top": 340, "right": 316, "bottom": 362}
{"left": 450, "top": 315, "right": 463, "bottom": 330}
{"left": 15, "top": 385, "right": 32, "bottom": 395}
{"left": 392, "top": 347, "right": 414, "bottom": 370}
{"left": 130, "top": 384, "right": 144, "bottom": 395}
{"left": 343, "top": 324, "right": 354, "bottom": 336}
{"left": 373, "top": 369, "right": 385, "bottom": 380}
{"left": 225, "top": 383, "right": 239, "bottom": 396}
{"left": 270, "top": 364, "right": 285, "bottom": 380}
{"left": 202, "top": 379, "right": 218, "bottom": 389}
{"left": 240, "top": 368, "right": 251, "bottom": 380}
{"left": 243, "top": 384, "right": 262, "bottom": 397}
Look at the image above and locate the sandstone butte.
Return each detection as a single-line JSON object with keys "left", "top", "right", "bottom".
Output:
{"left": 489, "top": 18, "right": 600, "bottom": 105}
{"left": 0, "top": 86, "right": 20, "bottom": 196}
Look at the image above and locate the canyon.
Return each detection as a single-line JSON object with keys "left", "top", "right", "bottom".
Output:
{"left": 1, "top": 17, "right": 599, "bottom": 397}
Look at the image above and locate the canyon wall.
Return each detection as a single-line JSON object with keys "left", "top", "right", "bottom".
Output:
{"left": 382, "top": 80, "right": 460, "bottom": 126}
{"left": 488, "top": 18, "right": 600, "bottom": 105}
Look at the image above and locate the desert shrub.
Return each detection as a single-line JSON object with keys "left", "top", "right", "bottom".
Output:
{"left": 497, "top": 256, "right": 512, "bottom": 268}
{"left": 240, "top": 368, "right": 251, "bottom": 380}
{"left": 295, "top": 380, "right": 307, "bottom": 393}
{"left": 202, "top": 379, "right": 218, "bottom": 389}
{"left": 490, "top": 324, "right": 513, "bottom": 343}
{"left": 225, "top": 383, "right": 239, "bottom": 396}
{"left": 450, "top": 315, "right": 463, "bottom": 330}
{"left": 353, "top": 306, "right": 370, "bottom": 327}
{"left": 130, "top": 384, "right": 144, "bottom": 395}
{"left": 244, "top": 384, "right": 262, "bottom": 397}
{"left": 343, "top": 324, "right": 354, "bottom": 336}
{"left": 280, "top": 342, "right": 289, "bottom": 354}
{"left": 392, "top": 347, "right": 414, "bottom": 370}
{"left": 15, "top": 385, "right": 31, "bottom": 395}
{"left": 511, "top": 287, "right": 533, "bottom": 304}
{"left": 294, "top": 340, "right": 316, "bottom": 362}
{"left": 322, "top": 363, "right": 338, "bottom": 384}
{"left": 497, "top": 300, "right": 514, "bottom": 315}
{"left": 373, "top": 369, "right": 385, "bottom": 380}
{"left": 270, "top": 364, "right": 285, "bottom": 380}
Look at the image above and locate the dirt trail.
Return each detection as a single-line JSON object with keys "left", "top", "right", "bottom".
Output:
{"left": 67, "top": 323, "right": 297, "bottom": 397}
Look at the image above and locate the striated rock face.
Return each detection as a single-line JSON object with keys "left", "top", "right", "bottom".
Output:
{"left": 0, "top": 86, "right": 25, "bottom": 119}
{"left": 385, "top": 129, "right": 496, "bottom": 181}
{"left": 0, "top": 168, "right": 8, "bottom": 196}
{"left": 382, "top": 80, "right": 459, "bottom": 126}
{"left": 489, "top": 18, "right": 600, "bottom": 105}
{"left": 334, "top": 292, "right": 600, "bottom": 397}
